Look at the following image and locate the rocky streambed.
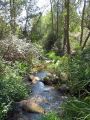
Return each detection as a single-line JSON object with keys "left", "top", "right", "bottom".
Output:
{"left": 7, "top": 71, "right": 67, "bottom": 120}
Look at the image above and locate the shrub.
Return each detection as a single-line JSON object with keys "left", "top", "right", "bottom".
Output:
{"left": 0, "top": 58, "right": 28, "bottom": 120}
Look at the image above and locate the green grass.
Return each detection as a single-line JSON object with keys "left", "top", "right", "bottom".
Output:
{"left": 61, "top": 97, "right": 90, "bottom": 120}
{"left": 40, "top": 112, "right": 60, "bottom": 120}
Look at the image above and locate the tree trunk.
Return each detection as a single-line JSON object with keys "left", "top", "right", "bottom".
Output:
{"left": 66, "top": 0, "right": 70, "bottom": 54}
{"left": 80, "top": 0, "right": 86, "bottom": 46}
{"left": 4, "top": 0, "right": 7, "bottom": 20}
{"left": 10, "top": 0, "right": 12, "bottom": 31}
{"left": 24, "top": 2, "right": 29, "bottom": 38}
{"left": 57, "top": 0, "right": 59, "bottom": 39}
{"left": 50, "top": 0, "right": 54, "bottom": 32}
{"left": 63, "top": 0, "right": 67, "bottom": 53}
{"left": 63, "top": 0, "right": 70, "bottom": 54}
{"left": 10, "top": 0, "right": 16, "bottom": 34}
{"left": 82, "top": 32, "right": 90, "bottom": 50}
{"left": 13, "top": 0, "right": 16, "bottom": 33}
{"left": 63, "top": 5, "right": 67, "bottom": 53}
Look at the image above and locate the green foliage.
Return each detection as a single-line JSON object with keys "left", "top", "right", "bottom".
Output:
{"left": 43, "top": 32, "right": 57, "bottom": 51}
{"left": 70, "top": 35, "right": 81, "bottom": 51}
{"left": 47, "top": 49, "right": 90, "bottom": 120}
{"left": 16, "top": 27, "right": 25, "bottom": 39}
{"left": 61, "top": 98, "right": 90, "bottom": 120}
{"left": 30, "top": 17, "right": 43, "bottom": 42}
{"left": 40, "top": 112, "right": 60, "bottom": 120}
{"left": 0, "top": 58, "right": 5, "bottom": 77}
{"left": 31, "top": 29, "right": 42, "bottom": 42}
{"left": 46, "top": 51, "right": 60, "bottom": 61}
{"left": 0, "top": 101, "right": 11, "bottom": 120}
{"left": 13, "top": 61, "right": 28, "bottom": 75}
{"left": 0, "top": 17, "right": 10, "bottom": 40}
{"left": 68, "top": 51, "right": 90, "bottom": 94}
{"left": 41, "top": 12, "right": 52, "bottom": 34}
{"left": 47, "top": 52, "right": 69, "bottom": 78}
{"left": 0, "top": 59, "right": 28, "bottom": 120}
{"left": 69, "top": 4, "right": 80, "bottom": 32}
{"left": 47, "top": 49, "right": 90, "bottom": 94}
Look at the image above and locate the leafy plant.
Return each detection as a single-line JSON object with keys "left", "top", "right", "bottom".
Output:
{"left": 40, "top": 112, "right": 60, "bottom": 120}
{"left": 0, "top": 58, "right": 29, "bottom": 120}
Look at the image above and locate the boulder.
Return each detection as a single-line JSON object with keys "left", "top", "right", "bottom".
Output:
{"left": 43, "top": 73, "right": 59, "bottom": 85}
{"left": 29, "top": 75, "right": 40, "bottom": 83}
{"left": 19, "top": 99, "right": 45, "bottom": 114}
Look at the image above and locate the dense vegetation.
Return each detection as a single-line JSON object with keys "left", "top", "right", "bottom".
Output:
{"left": 0, "top": 59, "right": 29, "bottom": 119}
{"left": 46, "top": 48, "right": 90, "bottom": 120}
{"left": 0, "top": 0, "right": 90, "bottom": 120}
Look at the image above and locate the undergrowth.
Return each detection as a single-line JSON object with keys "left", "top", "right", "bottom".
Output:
{"left": 0, "top": 58, "right": 29, "bottom": 120}
{"left": 45, "top": 48, "right": 90, "bottom": 120}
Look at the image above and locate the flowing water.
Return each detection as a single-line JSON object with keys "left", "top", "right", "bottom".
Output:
{"left": 7, "top": 71, "right": 67, "bottom": 120}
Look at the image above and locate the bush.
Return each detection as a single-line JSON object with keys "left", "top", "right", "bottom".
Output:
{"left": 0, "top": 59, "right": 28, "bottom": 120}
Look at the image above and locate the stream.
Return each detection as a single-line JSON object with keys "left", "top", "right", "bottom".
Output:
{"left": 7, "top": 71, "right": 67, "bottom": 120}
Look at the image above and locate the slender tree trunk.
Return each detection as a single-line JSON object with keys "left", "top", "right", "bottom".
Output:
{"left": 4, "top": 0, "right": 7, "bottom": 20}
{"left": 13, "top": 0, "right": 16, "bottom": 32}
{"left": 24, "top": 15, "right": 28, "bottom": 37}
{"left": 10, "top": 0, "right": 16, "bottom": 34}
{"left": 82, "top": 32, "right": 90, "bottom": 50}
{"left": 63, "top": 4, "right": 67, "bottom": 53}
{"left": 66, "top": 0, "right": 70, "bottom": 54}
{"left": 57, "top": 0, "right": 59, "bottom": 39}
{"left": 10, "top": 0, "right": 12, "bottom": 31}
{"left": 24, "top": 2, "right": 29, "bottom": 38}
{"left": 63, "top": 0, "right": 70, "bottom": 54}
{"left": 80, "top": 0, "right": 86, "bottom": 46}
{"left": 50, "top": 0, "right": 54, "bottom": 32}
{"left": 63, "top": 0, "right": 67, "bottom": 53}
